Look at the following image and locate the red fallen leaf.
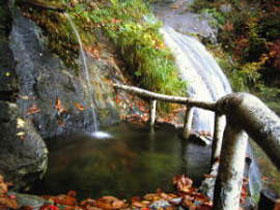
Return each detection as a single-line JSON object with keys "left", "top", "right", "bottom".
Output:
{"left": 80, "top": 198, "right": 96, "bottom": 209}
{"left": 74, "top": 102, "right": 85, "bottom": 111}
{"left": 43, "top": 194, "right": 77, "bottom": 206}
{"left": 40, "top": 204, "right": 59, "bottom": 210}
{"left": 143, "top": 193, "right": 160, "bottom": 201}
{"left": 240, "top": 186, "right": 247, "bottom": 204}
{"left": 26, "top": 104, "right": 40, "bottom": 115}
{"left": 94, "top": 196, "right": 126, "bottom": 209}
{"left": 132, "top": 201, "right": 147, "bottom": 208}
{"left": 0, "top": 197, "right": 19, "bottom": 209}
{"left": 172, "top": 174, "right": 193, "bottom": 193}
{"left": 8, "top": 194, "right": 16, "bottom": 199}
{"left": 115, "top": 96, "right": 121, "bottom": 104}
{"left": 197, "top": 205, "right": 213, "bottom": 210}
{"left": 55, "top": 98, "right": 67, "bottom": 114}
{"left": 131, "top": 196, "right": 141, "bottom": 203}
{"left": 181, "top": 197, "right": 195, "bottom": 209}
{"left": 67, "top": 190, "right": 77, "bottom": 197}
{"left": 0, "top": 175, "right": 8, "bottom": 196}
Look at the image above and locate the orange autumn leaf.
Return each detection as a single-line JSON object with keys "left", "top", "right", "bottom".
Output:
{"left": 94, "top": 196, "right": 126, "bottom": 210}
{"left": 26, "top": 104, "right": 40, "bottom": 115}
{"left": 172, "top": 175, "right": 193, "bottom": 193}
{"left": 42, "top": 194, "right": 77, "bottom": 206}
{"left": 203, "top": 174, "right": 216, "bottom": 179}
{"left": 131, "top": 201, "right": 147, "bottom": 208}
{"left": 74, "top": 103, "right": 85, "bottom": 111}
{"left": 0, "top": 197, "right": 18, "bottom": 209}
{"left": 0, "top": 176, "right": 8, "bottom": 196}
{"left": 55, "top": 98, "right": 67, "bottom": 114}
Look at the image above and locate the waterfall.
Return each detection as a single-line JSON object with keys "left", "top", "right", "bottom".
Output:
{"left": 65, "top": 13, "right": 98, "bottom": 131}
{"left": 160, "top": 26, "right": 261, "bottom": 202}
{"left": 161, "top": 26, "right": 231, "bottom": 136}
{"left": 65, "top": 14, "right": 111, "bottom": 138}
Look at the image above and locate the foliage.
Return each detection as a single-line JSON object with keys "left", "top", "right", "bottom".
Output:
{"left": 191, "top": 0, "right": 280, "bottom": 89}
{"left": 19, "top": 0, "right": 186, "bottom": 108}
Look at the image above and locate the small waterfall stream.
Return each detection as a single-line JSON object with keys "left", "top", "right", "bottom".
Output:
{"left": 65, "top": 13, "right": 98, "bottom": 132}
{"left": 65, "top": 14, "right": 111, "bottom": 138}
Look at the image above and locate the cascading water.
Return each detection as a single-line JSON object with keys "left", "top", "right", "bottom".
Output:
{"left": 65, "top": 13, "right": 111, "bottom": 138}
{"left": 159, "top": 20, "right": 261, "bottom": 203}
{"left": 160, "top": 26, "right": 231, "bottom": 136}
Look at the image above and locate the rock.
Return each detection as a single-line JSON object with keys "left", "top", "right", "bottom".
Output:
{"left": 149, "top": 200, "right": 171, "bottom": 210}
{"left": 0, "top": 101, "right": 48, "bottom": 189}
{"left": 12, "top": 193, "right": 48, "bottom": 210}
{"left": 0, "top": 0, "right": 18, "bottom": 101}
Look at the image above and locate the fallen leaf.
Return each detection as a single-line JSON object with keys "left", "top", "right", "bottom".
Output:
{"left": 0, "top": 197, "right": 18, "bottom": 209}
{"left": 43, "top": 194, "right": 77, "bottom": 206}
{"left": 55, "top": 98, "right": 67, "bottom": 114}
{"left": 26, "top": 104, "right": 40, "bottom": 115}
{"left": 40, "top": 204, "right": 59, "bottom": 210}
{"left": 172, "top": 175, "right": 193, "bottom": 193}
{"left": 74, "top": 102, "right": 85, "bottom": 111}
{"left": 94, "top": 196, "right": 126, "bottom": 209}
{"left": 203, "top": 174, "right": 216, "bottom": 179}
{"left": 0, "top": 176, "right": 8, "bottom": 196}
{"left": 132, "top": 201, "right": 147, "bottom": 208}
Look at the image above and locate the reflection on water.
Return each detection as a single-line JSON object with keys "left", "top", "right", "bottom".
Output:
{"left": 32, "top": 123, "right": 211, "bottom": 199}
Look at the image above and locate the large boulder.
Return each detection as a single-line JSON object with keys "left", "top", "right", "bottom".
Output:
{"left": 0, "top": 101, "right": 48, "bottom": 189}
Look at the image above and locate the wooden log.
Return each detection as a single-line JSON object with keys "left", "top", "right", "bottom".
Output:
{"left": 211, "top": 114, "right": 226, "bottom": 164}
{"left": 216, "top": 93, "right": 280, "bottom": 170}
{"left": 150, "top": 99, "right": 157, "bottom": 127}
{"left": 213, "top": 122, "right": 248, "bottom": 210}
{"left": 182, "top": 106, "right": 193, "bottom": 139}
{"left": 113, "top": 84, "right": 216, "bottom": 111}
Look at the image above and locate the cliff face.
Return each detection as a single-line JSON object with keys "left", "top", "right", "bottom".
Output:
{"left": 0, "top": 1, "right": 47, "bottom": 189}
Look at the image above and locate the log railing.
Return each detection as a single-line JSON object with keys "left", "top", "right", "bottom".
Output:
{"left": 114, "top": 83, "right": 280, "bottom": 210}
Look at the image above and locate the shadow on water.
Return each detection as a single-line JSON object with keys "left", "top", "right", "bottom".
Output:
{"left": 31, "top": 123, "right": 211, "bottom": 199}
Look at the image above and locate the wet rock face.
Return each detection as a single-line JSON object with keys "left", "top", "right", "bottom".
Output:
{"left": 153, "top": 0, "right": 217, "bottom": 42}
{"left": 10, "top": 8, "right": 120, "bottom": 138}
{"left": 0, "top": 101, "right": 48, "bottom": 189}
{"left": 0, "top": 1, "right": 18, "bottom": 101}
{"left": 0, "top": 1, "right": 48, "bottom": 189}
{"left": 10, "top": 9, "right": 94, "bottom": 138}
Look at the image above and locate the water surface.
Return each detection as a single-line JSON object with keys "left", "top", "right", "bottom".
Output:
{"left": 32, "top": 123, "right": 211, "bottom": 199}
